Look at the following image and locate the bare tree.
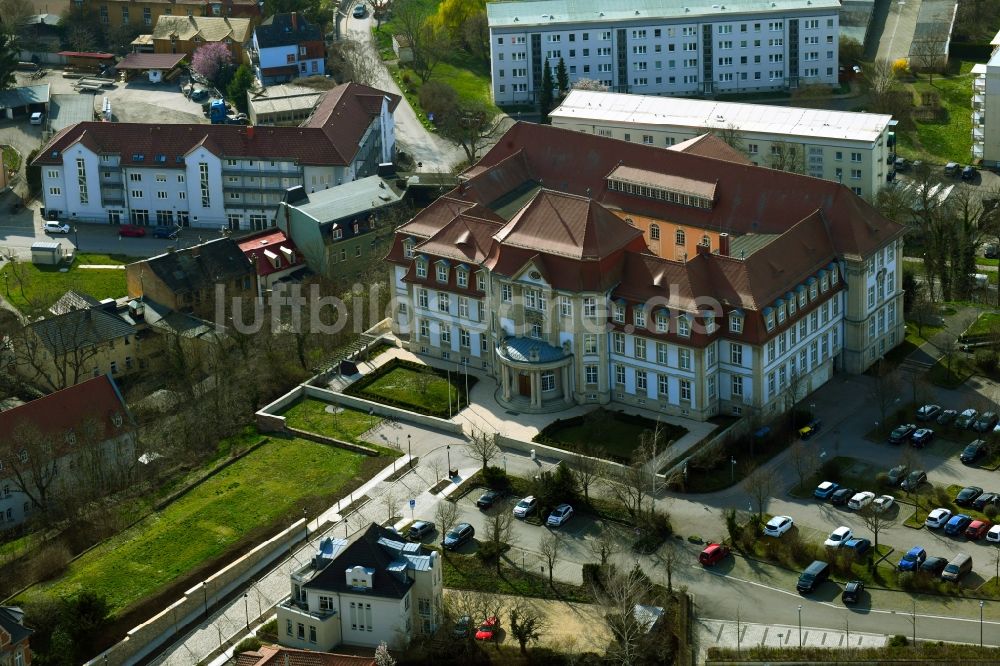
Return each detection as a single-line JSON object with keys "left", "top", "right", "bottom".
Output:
{"left": 396, "top": 0, "right": 450, "bottom": 85}
{"left": 606, "top": 439, "right": 657, "bottom": 523}
{"left": 910, "top": 294, "right": 937, "bottom": 338}
{"left": 540, "top": 531, "right": 561, "bottom": 585}
{"left": 858, "top": 502, "right": 894, "bottom": 556}
{"left": 330, "top": 40, "right": 382, "bottom": 87}
{"left": 788, "top": 440, "right": 816, "bottom": 493}
{"left": 768, "top": 140, "right": 805, "bottom": 174}
{"left": 365, "top": 0, "right": 392, "bottom": 29}
{"left": 869, "top": 358, "right": 902, "bottom": 433}
{"left": 482, "top": 508, "right": 513, "bottom": 573}
{"left": 589, "top": 526, "right": 622, "bottom": 567}
{"left": 507, "top": 598, "right": 545, "bottom": 653}
{"left": 11, "top": 311, "right": 102, "bottom": 392}
{"left": 910, "top": 30, "right": 949, "bottom": 83}
{"left": 3, "top": 422, "right": 60, "bottom": 517}
{"left": 660, "top": 544, "right": 679, "bottom": 592}
{"left": 438, "top": 98, "right": 506, "bottom": 163}
{"left": 743, "top": 463, "right": 779, "bottom": 521}
{"left": 712, "top": 123, "right": 745, "bottom": 154}
{"left": 572, "top": 78, "right": 609, "bottom": 92}
{"left": 599, "top": 565, "right": 653, "bottom": 666}
{"left": 466, "top": 429, "right": 501, "bottom": 471}
{"left": 434, "top": 499, "right": 459, "bottom": 538}
{"left": 572, "top": 444, "right": 604, "bottom": 503}
{"left": 380, "top": 488, "right": 400, "bottom": 523}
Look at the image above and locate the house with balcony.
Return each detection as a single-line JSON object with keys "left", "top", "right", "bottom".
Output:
{"left": 32, "top": 82, "right": 399, "bottom": 230}
{"left": 250, "top": 12, "right": 325, "bottom": 85}
{"left": 277, "top": 524, "right": 443, "bottom": 651}
{"left": 972, "top": 29, "right": 1000, "bottom": 166}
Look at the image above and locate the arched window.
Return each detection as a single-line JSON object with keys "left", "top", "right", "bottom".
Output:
{"left": 650, "top": 224, "right": 660, "bottom": 241}
{"left": 675, "top": 229, "right": 685, "bottom": 246}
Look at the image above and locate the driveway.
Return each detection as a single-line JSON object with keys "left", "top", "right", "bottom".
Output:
{"left": 342, "top": 14, "right": 469, "bottom": 171}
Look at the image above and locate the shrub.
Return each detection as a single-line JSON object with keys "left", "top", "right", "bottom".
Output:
{"left": 875, "top": 472, "right": 889, "bottom": 486}
{"left": 582, "top": 563, "right": 604, "bottom": 588}
{"left": 482, "top": 465, "right": 509, "bottom": 490}
{"left": 892, "top": 58, "right": 910, "bottom": 77}
{"left": 888, "top": 634, "right": 909, "bottom": 647}
{"left": 976, "top": 349, "right": 999, "bottom": 374}
{"left": 234, "top": 636, "right": 262, "bottom": 654}
{"left": 257, "top": 618, "right": 278, "bottom": 642}
{"left": 724, "top": 509, "right": 740, "bottom": 544}
{"left": 417, "top": 80, "right": 458, "bottom": 121}
{"left": 986, "top": 504, "right": 998, "bottom": 520}
{"left": 26, "top": 148, "right": 40, "bottom": 194}
{"left": 476, "top": 540, "right": 507, "bottom": 564}
{"left": 819, "top": 459, "right": 841, "bottom": 482}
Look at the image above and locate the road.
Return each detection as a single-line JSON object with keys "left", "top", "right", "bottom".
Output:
{"left": 342, "top": 13, "right": 465, "bottom": 172}
{"left": 876, "top": 0, "right": 924, "bottom": 63}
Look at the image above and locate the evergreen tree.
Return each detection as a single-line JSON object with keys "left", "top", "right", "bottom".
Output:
{"left": 227, "top": 64, "right": 255, "bottom": 114}
{"left": 539, "top": 60, "right": 554, "bottom": 123}
{"left": 0, "top": 29, "right": 18, "bottom": 92}
{"left": 556, "top": 57, "right": 569, "bottom": 96}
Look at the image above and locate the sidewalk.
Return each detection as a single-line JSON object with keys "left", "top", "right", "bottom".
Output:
{"left": 695, "top": 617, "right": 886, "bottom": 661}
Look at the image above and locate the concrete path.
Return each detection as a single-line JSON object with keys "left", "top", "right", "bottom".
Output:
{"left": 877, "top": 0, "right": 924, "bottom": 63}
{"left": 695, "top": 617, "right": 886, "bottom": 659}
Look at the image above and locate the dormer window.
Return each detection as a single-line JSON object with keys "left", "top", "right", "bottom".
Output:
{"left": 678, "top": 315, "right": 691, "bottom": 337}
{"left": 456, "top": 268, "right": 468, "bottom": 288}
{"left": 820, "top": 273, "right": 829, "bottom": 292}
{"left": 476, "top": 271, "right": 486, "bottom": 291}
{"left": 633, "top": 306, "right": 646, "bottom": 328}
{"left": 798, "top": 289, "right": 807, "bottom": 308}
{"left": 787, "top": 295, "right": 796, "bottom": 316}
{"left": 436, "top": 264, "right": 448, "bottom": 282}
{"left": 403, "top": 239, "right": 415, "bottom": 259}
{"left": 729, "top": 312, "right": 743, "bottom": 334}
{"left": 777, "top": 303, "right": 786, "bottom": 324}
{"left": 656, "top": 310, "right": 669, "bottom": 333}
{"left": 764, "top": 309, "right": 775, "bottom": 332}
{"left": 416, "top": 259, "right": 427, "bottom": 278}
{"left": 704, "top": 312, "right": 716, "bottom": 334}
{"left": 613, "top": 303, "right": 625, "bottom": 323}
{"left": 831, "top": 267, "right": 839, "bottom": 285}
{"left": 346, "top": 565, "right": 373, "bottom": 590}
{"left": 333, "top": 228, "right": 343, "bottom": 240}
{"left": 809, "top": 282, "right": 818, "bottom": 300}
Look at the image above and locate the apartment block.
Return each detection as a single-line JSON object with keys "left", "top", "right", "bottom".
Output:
{"left": 972, "top": 30, "right": 1000, "bottom": 166}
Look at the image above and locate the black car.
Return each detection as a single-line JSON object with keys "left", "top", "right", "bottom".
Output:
{"left": 476, "top": 489, "right": 503, "bottom": 509}
{"left": 974, "top": 492, "right": 1000, "bottom": 511}
{"left": 442, "top": 522, "right": 475, "bottom": 550}
{"left": 973, "top": 412, "right": 999, "bottom": 433}
{"left": 901, "top": 470, "right": 927, "bottom": 492}
{"left": 937, "top": 409, "right": 958, "bottom": 426}
{"left": 887, "top": 464, "right": 908, "bottom": 486}
{"left": 961, "top": 440, "right": 988, "bottom": 465}
{"left": 963, "top": 165, "right": 977, "bottom": 181}
{"left": 842, "top": 580, "right": 864, "bottom": 604}
{"left": 830, "top": 487, "right": 855, "bottom": 506}
{"left": 152, "top": 225, "right": 180, "bottom": 239}
{"left": 920, "top": 556, "right": 948, "bottom": 575}
{"left": 955, "top": 486, "right": 984, "bottom": 507}
{"left": 888, "top": 424, "right": 916, "bottom": 444}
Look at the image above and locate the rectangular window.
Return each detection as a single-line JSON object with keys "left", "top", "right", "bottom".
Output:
{"left": 456, "top": 270, "right": 468, "bottom": 288}
{"left": 657, "top": 374, "right": 669, "bottom": 398}
{"left": 635, "top": 337, "right": 647, "bottom": 360}
{"left": 436, "top": 264, "right": 448, "bottom": 282}
{"left": 584, "top": 334, "right": 597, "bottom": 354}
{"left": 501, "top": 284, "right": 512, "bottom": 302}
{"left": 731, "top": 374, "right": 743, "bottom": 397}
{"left": 680, "top": 379, "right": 691, "bottom": 401}
{"left": 730, "top": 343, "right": 742, "bottom": 365}
{"left": 656, "top": 311, "right": 668, "bottom": 333}
{"left": 416, "top": 261, "right": 427, "bottom": 278}
{"left": 584, "top": 297, "right": 597, "bottom": 317}
{"left": 585, "top": 365, "right": 598, "bottom": 384}
{"left": 678, "top": 316, "right": 690, "bottom": 337}
{"left": 458, "top": 297, "right": 469, "bottom": 318}
{"left": 615, "top": 364, "right": 625, "bottom": 386}
{"left": 438, "top": 293, "right": 450, "bottom": 313}
{"left": 613, "top": 332, "right": 625, "bottom": 354}
{"left": 679, "top": 348, "right": 691, "bottom": 370}
{"left": 560, "top": 295, "right": 572, "bottom": 318}
{"left": 636, "top": 370, "right": 647, "bottom": 391}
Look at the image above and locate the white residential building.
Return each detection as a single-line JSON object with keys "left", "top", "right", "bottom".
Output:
{"left": 278, "top": 525, "right": 443, "bottom": 651}
{"left": 550, "top": 90, "right": 895, "bottom": 198}
{"left": 33, "top": 83, "right": 399, "bottom": 230}
{"left": 487, "top": 0, "right": 840, "bottom": 106}
{"left": 972, "top": 30, "right": 1000, "bottom": 166}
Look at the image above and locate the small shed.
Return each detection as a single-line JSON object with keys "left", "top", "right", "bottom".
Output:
{"left": 0, "top": 84, "right": 49, "bottom": 120}
{"left": 115, "top": 52, "right": 186, "bottom": 83}
{"left": 57, "top": 51, "right": 115, "bottom": 74}
{"left": 131, "top": 34, "right": 155, "bottom": 54}
{"left": 31, "top": 241, "right": 63, "bottom": 265}
{"left": 392, "top": 35, "right": 413, "bottom": 63}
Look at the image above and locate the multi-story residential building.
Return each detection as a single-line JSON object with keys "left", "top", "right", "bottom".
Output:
{"left": 0, "top": 606, "right": 32, "bottom": 666}
{"left": 0, "top": 374, "right": 136, "bottom": 530}
{"left": 276, "top": 177, "right": 406, "bottom": 280}
{"left": 487, "top": 0, "right": 840, "bottom": 106}
{"left": 237, "top": 228, "right": 308, "bottom": 295}
{"left": 277, "top": 524, "right": 443, "bottom": 651}
{"left": 385, "top": 123, "right": 904, "bottom": 419}
{"left": 84, "top": 0, "right": 260, "bottom": 32}
{"left": 33, "top": 83, "right": 399, "bottom": 230}
{"left": 550, "top": 89, "right": 895, "bottom": 198}
{"left": 125, "top": 238, "right": 256, "bottom": 319}
{"left": 151, "top": 15, "right": 253, "bottom": 62}
{"left": 972, "top": 29, "right": 1000, "bottom": 165}
{"left": 250, "top": 12, "right": 326, "bottom": 85}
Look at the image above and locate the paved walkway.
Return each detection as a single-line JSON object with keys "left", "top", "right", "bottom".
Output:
{"left": 695, "top": 617, "right": 886, "bottom": 661}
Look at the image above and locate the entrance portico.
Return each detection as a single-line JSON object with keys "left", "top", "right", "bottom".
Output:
{"left": 495, "top": 336, "right": 574, "bottom": 413}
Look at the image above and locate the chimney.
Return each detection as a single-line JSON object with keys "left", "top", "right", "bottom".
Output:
{"left": 696, "top": 243, "right": 710, "bottom": 256}
{"left": 719, "top": 232, "right": 730, "bottom": 257}
{"left": 291, "top": 11, "right": 298, "bottom": 30}
{"left": 247, "top": 125, "right": 255, "bottom": 141}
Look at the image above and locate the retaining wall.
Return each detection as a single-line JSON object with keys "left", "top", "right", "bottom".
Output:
{"left": 86, "top": 519, "right": 307, "bottom": 666}
{"left": 497, "top": 434, "right": 628, "bottom": 480}
{"left": 303, "top": 385, "right": 464, "bottom": 434}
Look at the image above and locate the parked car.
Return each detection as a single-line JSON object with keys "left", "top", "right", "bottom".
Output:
{"left": 453, "top": 615, "right": 472, "bottom": 638}
{"left": 546, "top": 503, "right": 574, "bottom": 527}
{"left": 43, "top": 221, "right": 70, "bottom": 234}
{"left": 974, "top": 412, "right": 999, "bottom": 433}
{"left": 916, "top": 404, "right": 942, "bottom": 421}
{"left": 797, "top": 560, "right": 831, "bottom": 593}
{"left": 894, "top": 157, "right": 909, "bottom": 171}
{"left": 942, "top": 553, "right": 973, "bottom": 582}
{"left": 30, "top": 111, "right": 43, "bottom": 125}
{"left": 956, "top": 409, "right": 979, "bottom": 429}
{"left": 407, "top": 520, "right": 435, "bottom": 541}
{"left": 698, "top": 543, "right": 730, "bottom": 566}
{"left": 886, "top": 464, "right": 908, "bottom": 486}
{"left": 763, "top": 515, "right": 794, "bottom": 537}
{"left": 888, "top": 423, "right": 916, "bottom": 444}
{"left": 937, "top": 409, "right": 959, "bottom": 426}
{"left": 814, "top": 481, "right": 840, "bottom": 500}
{"left": 898, "top": 546, "right": 927, "bottom": 572}
{"left": 945, "top": 161, "right": 961, "bottom": 177}
{"left": 476, "top": 489, "right": 504, "bottom": 509}
{"left": 442, "top": 522, "right": 475, "bottom": 550}
{"left": 873, "top": 495, "right": 895, "bottom": 513}
{"left": 352, "top": 3, "right": 366, "bottom": 17}
{"left": 920, "top": 556, "right": 948, "bottom": 575}
{"left": 901, "top": 470, "right": 927, "bottom": 492}
{"left": 988, "top": 525, "right": 1000, "bottom": 543}
{"left": 512, "top": 496, "right": 538, "bottom": 519}
{"left": 190, "top": 88, "right": 209, "bottom": 102}
{"left": 475, "top": 616, "right": 499, "bottom": 641}
{"left": 152, "top": 225, "right": 180, "bottom": 239}
{"left": 911, "top": 428, "right": 934, "bottom": 447}
{"left": 830, "top": 487, "right": 855, "bottom": 506}
{"left": 973, "top": 492, "right": 1000, "bottom": 511}
{"left": 798, "top": 420, "right": 822, "bottom": 440}
{"left": 955, "top": 486, "right": 984, "bottom": 507}
{"left": 944, "top": 514, "right": 973, "bottom": 536}
{"left": 963, "top": 165, "right": 977, "bottom": 181}
{"left": 824, "top": 526, "right": 853, "bottom": 547}
{"left": 925, "top": 508, "right": 952, "bottom": 529}
{"left": 841, "top": 580, "right": 865, "bottom": 604}
{"left": 968, "top": 520, "right": 992, "bottom": 540}
{"left": 848, "top": 491, "right": 875, "bottom": 510}
{"left": 844, "top": 538, "right": 871, "bottom": 556}
{"left": 961, "top": 440, "right": 988, "bottom": 465}
{"left": 119, "top": 224, "right": 147, "bottom": 237}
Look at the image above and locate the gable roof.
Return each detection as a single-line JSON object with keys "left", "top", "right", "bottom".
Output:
{"left": 254, "top": 12, "right": 323, "bottom": 48}
{"left": 34, "top": 82, "right": 398, "bottom": 168}
{"left": 28, "top": 307, "right": 135, "bottom": 355}
{"left": 237, "top": 228, "right": 306, "bottom": 278}
{"left": 668, "top": 133, "right": 754, "bottom": 165}
{"left": 48, "top": 290, "right": 101, "bottom": 316}
{"left": 236, "top": 646, "right": 375, "bottom": 666}
{"left": 132, "top": 238, "right": 254, "bottom": 296}
{"left": 0, "top": 375, "right": 131, "bottom": 463}
{"left": 0, "top": 607, "right": 32, "bottom": 647}
{"left": 152, "top": 15, "right": 252, "bottom": 43}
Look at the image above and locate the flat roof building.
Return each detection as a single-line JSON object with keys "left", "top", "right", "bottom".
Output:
{"left": 248, "top": 84, "right": 323, "bottom": 126}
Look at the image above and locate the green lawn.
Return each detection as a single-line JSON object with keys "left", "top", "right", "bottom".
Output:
{"left": 348, "top": 359, "right": 473, "bottom": 418}
{"left": 966, "top": 312, "right": 1000, "bottom": 337}
{"left": 0, "top": 253, "right": 135, "bottom": 316}
{"left": 536, "top": 409, "right": 688, "bottom": 464}
{"left": 896, "top": 64, "right": 975, "bottom": 163}
{"left": 16, "top": 436, "right": 378, "bottom": 615}
{"left": 440, "top": 550, "right": 593, "bottom": 603}
{"left": 927, "top": 353, "right": 976, "bottom": 388}
{"left": 280, "top": 398, "right": 382, "bottom": 442}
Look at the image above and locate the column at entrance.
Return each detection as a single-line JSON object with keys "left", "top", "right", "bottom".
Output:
{"left": 561, "top": 364, "right": 573, "bottom": 404}
{"left": 502, "top": 364, "right": 511, "bottom": 400}
{"left": 530, "top": 371, "right": 540, "bottom": 408}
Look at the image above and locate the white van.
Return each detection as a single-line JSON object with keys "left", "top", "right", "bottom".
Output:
{"left": 29, "top": 112, "right": 43, "bottom": 125}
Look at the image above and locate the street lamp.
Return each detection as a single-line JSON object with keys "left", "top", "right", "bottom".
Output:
{"left": 446, "top": 445, "right": 452, "bottom": 478}
{"left": 244, "top": 592, "right": 249, "bottom": 630}
{"left": 797, "top": 604, "right": 803, "bottom": 648}
{"left": 503, "top": 454, "right": 508, "bottom": 474}
{"left": 730, "top": 457, "right": 736, "bottom": 483}
{"left": 981, "top": 600, "right": 985, "bottom": 647}
{"left": 408, "top": 434, "right": 412, "bottom": 468}
{"left": 463, "top": 357, "right": 469, "bottom": 409}
{"left": 74, "top": 226, "right": 79, "bottom": 250}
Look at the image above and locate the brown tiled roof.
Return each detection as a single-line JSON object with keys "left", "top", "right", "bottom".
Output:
{"left": 115, "top": 52, "right": 187, "bottom": 70}
{"left": 236, "top": 646, "right": 375, "bottom": 666}
{"left": 416, "top": 214, "right": 503, "bottom": 264}
{"left": 34, "top": 83, "right": 397, "bottom": 168}
{"left": 152, "top": 15, "right": 252, "bottom": 43}
{"left": 668, "top": 133, "right": 754, "bottom": 165}
{"left": 607, "top": 165, "right": 717, "bottom": 200}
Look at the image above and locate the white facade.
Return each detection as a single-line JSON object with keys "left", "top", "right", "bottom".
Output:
{"left": 251, "top": 35, "right": 325, "bottom": 84}
{"left": 973, "top": 31, "right": 1000, "bottom": 165}
{"left": 551, "top": 90, "right": 895, "bottom": 198}
{"left": 487, "top": 0, "right": 840, "bottom": 105}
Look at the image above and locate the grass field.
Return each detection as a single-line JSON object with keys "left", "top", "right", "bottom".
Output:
{"left": 967, "top": 312, "right": 1000, "bottom": 337}
{"left": 539, "top": 410, "right": 687, "bottom": 464}
{"left": 16, "top": 436, "right": 378, "bottom": 615}
{"left": 0, "top": 252, "right": 135, "bottom": 316}
{"left": 350, "top": 360, "right": 473, "bottom": 417}
{"left": 280, "top": 399, "right": 383, "bottom": 442}
{"left": 896, "top": 63, "right": 975, "bottom": 164}
{"left": 441, "top": 550, "right": 593, "bottom": 604}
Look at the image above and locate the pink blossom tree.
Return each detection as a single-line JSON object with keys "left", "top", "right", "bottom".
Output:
{"left": 191, "top": 42, "right": 233, "bottom": 86}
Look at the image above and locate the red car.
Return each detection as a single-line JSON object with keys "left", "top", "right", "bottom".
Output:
{"left": 699, "top": 543, "right": 730, "bottom": 566}
{"left": 966, "top": 520, "right": 992, "bottom": 540}
{"left": 474, "top": 616, "right": 499, "bottom": 641}
{"left": 119, "top": 224, "right": 147, "bottom": 237}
